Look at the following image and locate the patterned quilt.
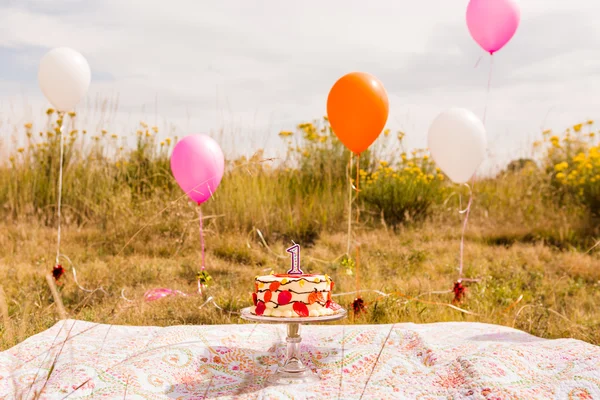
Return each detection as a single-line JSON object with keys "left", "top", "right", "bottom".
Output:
{"left": 1, "top": 319, "right": 599, "bottom": 399}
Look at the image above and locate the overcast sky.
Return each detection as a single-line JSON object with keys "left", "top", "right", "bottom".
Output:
{"left": 0, "top": 0, "right": 599, "bottom": 171}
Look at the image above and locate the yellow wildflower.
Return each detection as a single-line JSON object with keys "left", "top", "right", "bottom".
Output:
{"left": 278, "top": 131, "right": 293, "bottom": 137}
{"left": 165, "top": 137, "right": 172, "bottom": 145}
{"left": 101, "top": 129, "right": 107, "bottom": 135}
{"left": 383, "top": 128, "right": 390, "bottom": 137}
{"left": 17, "top": 147, "right": 24, "bottom": 153}
{"left": 111, "top": 134, "right": 118, "bottom": 139}
{"left": 152, "top": 126, "right": 159, "bottom": 133}
{"left": 573, "top": 123, "right": 583, "bottom": 132}
{"left": 573, "top": 153, "right": 586, "bottom": 163}
{"left": 554, "top": 162, "right": 568, "bottom": 172}
{"left": 46, "top": 108, "right": 55, "bottom": 115}
{"left": 24, "top": 123, "right": 33, "bottom": 129}
{"left": 68, "top": 111, "right": 76, "bottom": 118}
{"left": 556, "top": 172, "right": 566, "bottom": 180}
{"left": 587, "top": 119, "right": 594, "bottom": 125}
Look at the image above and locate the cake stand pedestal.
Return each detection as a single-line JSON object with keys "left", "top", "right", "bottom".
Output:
{"left": 241, "top": 307, "right": 347, "bottom": 384}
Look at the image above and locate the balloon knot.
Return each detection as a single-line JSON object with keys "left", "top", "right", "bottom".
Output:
{"left": 52, "top": 264, "right": 65, "bottom": 282}
{"left": 352, "top": 297, "right": 366, "bottom": 315}
{"left": 452, "top": 281, "right": 467, "bottom": 304}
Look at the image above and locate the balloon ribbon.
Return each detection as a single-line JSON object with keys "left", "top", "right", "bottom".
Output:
{"left": 353, "top": 153, "right": 365, "bottom": 315}
{"left": 55, "top": 113, "right": 66, "bottom": 266}
{"left": 198, "top": 206, "right": 206, "bottom": 296}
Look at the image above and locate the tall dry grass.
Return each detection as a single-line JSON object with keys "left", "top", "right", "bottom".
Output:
{"left": 0, "top": 110, "right": 599, "bottom": 350}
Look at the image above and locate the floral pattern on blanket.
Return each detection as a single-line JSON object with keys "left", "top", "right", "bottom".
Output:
{"left": 1, "top": 320, "right": 599, "bottom": 399}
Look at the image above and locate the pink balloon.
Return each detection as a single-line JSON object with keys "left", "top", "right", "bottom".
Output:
{"left": 466, "top": 0, "right": 520, "bottom": 55}
{"left": 170, "top": 134, "right": 225, "bottom": 205}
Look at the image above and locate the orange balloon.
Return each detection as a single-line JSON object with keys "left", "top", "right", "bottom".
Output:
{"left": 326, "top": 72, "right": 389, "bottom": 155}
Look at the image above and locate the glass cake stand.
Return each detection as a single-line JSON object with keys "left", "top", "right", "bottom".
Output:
{"left": 241, "top": 306, "right": 347, "bottom": 384}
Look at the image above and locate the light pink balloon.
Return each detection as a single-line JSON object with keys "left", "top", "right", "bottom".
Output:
{"left": 466, "top": 0, "right": 520, "bottom": 54}
{"left": 144, "top": 288, "right": 187, "bottom": 302}
{"left": 170, "top": 134, "right": 225, "bottom": 205}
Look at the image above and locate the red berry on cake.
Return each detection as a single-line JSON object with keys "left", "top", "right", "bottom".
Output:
{"left": 269, "top": 281, "right": 281, "bottom": 292}
{"left": 255, "top": 300, "right": 266, "bottom": 316}
{"left": 293, "top": 302, "right": 309, "bottom": 317}
{"left": 278, "top": 290, "right": 292, "bottom": 305}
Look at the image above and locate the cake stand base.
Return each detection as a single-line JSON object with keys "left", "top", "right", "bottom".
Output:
{"left": 268, "top": 322, "right": 320, "bottom": 384}
{"left": 240, "top": 307, "right": 347, "bottom": 384}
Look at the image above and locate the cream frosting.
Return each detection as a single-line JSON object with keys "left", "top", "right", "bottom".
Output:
{"left": 251, "top": 273, "right": 335, "bottom": 317}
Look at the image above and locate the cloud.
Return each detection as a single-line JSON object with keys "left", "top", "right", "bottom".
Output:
{"left": 1, "top": 0, "right": 599, "bottom": 170}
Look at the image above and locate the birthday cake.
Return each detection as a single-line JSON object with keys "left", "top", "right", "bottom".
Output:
{"left": 251, "top": 273, "right": 338, "bottom": 317}
{"left": 251, "top": 243, "right": 341, "bottom": 318}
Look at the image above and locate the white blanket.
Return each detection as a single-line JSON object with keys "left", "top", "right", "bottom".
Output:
{"left": 1, "top": 319, "right": 599, "bottom": 399}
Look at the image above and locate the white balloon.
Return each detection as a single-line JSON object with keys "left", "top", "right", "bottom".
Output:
{"left": 38, "top": 47, "right": 91, "bottom": 112}
{"left": 427, "top": 108, "right": 487, "bottom": 184}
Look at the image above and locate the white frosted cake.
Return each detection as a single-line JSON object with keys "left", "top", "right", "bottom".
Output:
{"left": 251, "top": 273, "right": 339, "bottom": 317}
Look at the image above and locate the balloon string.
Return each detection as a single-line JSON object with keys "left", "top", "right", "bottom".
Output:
{"left": 59, "top": 254, "right": 108, "bottom": 295}
{"left": 458, "top": 183, "right": 473, "bottom": 279}
{"left": 482, "top": 54, "right": 494, "bottom": 126}
{"left": 355, "top": 153, "right": 361, "bottom": 298}
{"left": 198, "top": 206, "right": 205, "bottom": 295}
{"left": 346, "top": 153, "right": 353, "bottom": 255}
{"left": 356, "top": 154, "right": 360, "bottom": 222}
{"left": 55, "top": 113, "right": 66, "bottom": 265}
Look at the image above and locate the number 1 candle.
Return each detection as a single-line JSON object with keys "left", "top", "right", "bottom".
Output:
{"left": 286, "top": 243, "right": 303, "bottom": 274}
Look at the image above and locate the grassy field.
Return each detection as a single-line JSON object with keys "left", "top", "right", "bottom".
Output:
{"left": 0, "top": 111, "right": 599, "bottom": 350}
